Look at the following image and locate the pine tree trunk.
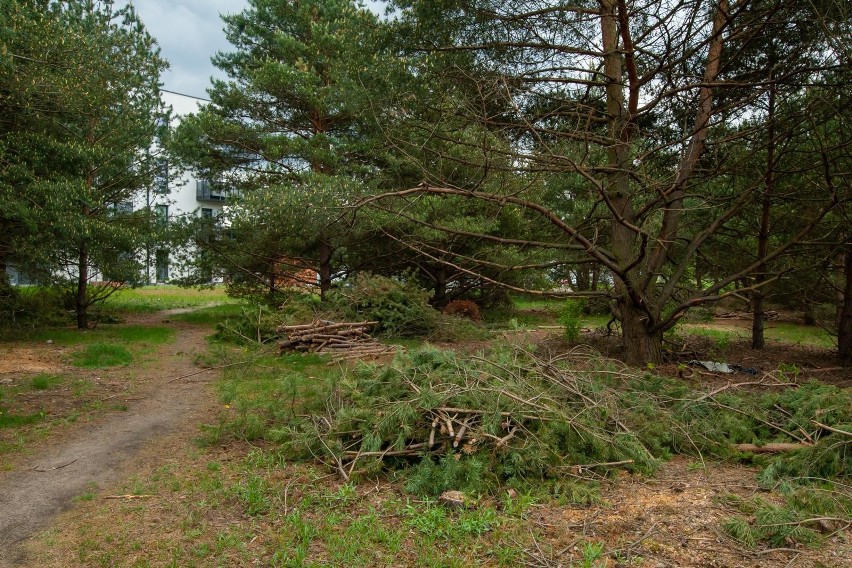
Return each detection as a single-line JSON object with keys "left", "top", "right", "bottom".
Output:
{"left": 432, "top": 268, "right": 448, "bottom": 307}
{"left": 803, "top": 302, "right": 815, "bottom": 326}
{"left": 752, "top": 77, "right": 775, "bottom": 350}
{"left": 318, "top": 241, "right": 332, "bottom": 301}
{"left": 751, "top": 291, "right": 765, "bottom": 349}
{"left": 838, "top": 246, "right": 852, "bottom": 367}
{"left": 620, "top": 301, "right": 663, "bottom": 365}
{"left": 76, "top": 246, "right": 89, "bottom": 330}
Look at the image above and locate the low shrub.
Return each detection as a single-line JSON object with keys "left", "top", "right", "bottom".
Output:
{"left": 558, "top": 299, "right": 586, "bottom": 342}
{"left": 330, "top": 273, "right": 439, "bottom": 337}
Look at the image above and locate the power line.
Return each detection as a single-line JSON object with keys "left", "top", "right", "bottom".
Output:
{"left": 160, "top": 88, "right": 212, "bottom": 102}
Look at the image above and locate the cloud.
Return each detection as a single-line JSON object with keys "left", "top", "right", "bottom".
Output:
{"left": 125, "top": 0, "right": 249, "bottom": 115}
{"left": 126, "top": 0, "right": 387, "bottom": 116}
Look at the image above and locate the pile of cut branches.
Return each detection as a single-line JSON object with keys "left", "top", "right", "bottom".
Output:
{"left": 273, "top": 344, "right": 852, "bottom": 494}
{"left": 277, "top": 320, "right": 398, "bottom": 362}
{"left": 281, "top": 345, "right": 666, "bottom": 488}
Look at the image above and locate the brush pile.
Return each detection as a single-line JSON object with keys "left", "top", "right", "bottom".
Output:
{"left": 277, "top": 320, "right": 398, "bottom": 362}
{"left": 276, "top": 344, "right": 852, "bottom": 494}
{"left": 282, "top": 345, "right": 666, "bottom": 488}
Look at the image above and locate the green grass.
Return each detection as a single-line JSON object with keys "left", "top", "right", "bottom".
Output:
{"left": 764, "top": 322, "right": 834, "bottom": 348}
{"left": 171, "top": 303, "right": 248, "bottom": 324}
{"left": 104, "top": 285, "right": 233, "bottom": 313}
{"left": 72, "top": 343, "right": 133, "bottom": 368}
{"left": 31, "top": 373, "right": 60, "bottom": 390}
{"left": 510, "top": 295, "right": 563, "bottom": 311}
{"left": 0, "top": 408, "right": 46, "bottom": 428}
{"left": 678, "top": 322, "right": 834, "bottom": 349}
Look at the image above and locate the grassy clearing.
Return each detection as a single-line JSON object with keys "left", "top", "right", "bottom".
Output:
{"left": 171, "top": 303, "right": 247, "bottom": 324}
{"left": 105, "top": 285, "right": 233, "bottom": 313}
{"left": 0, "top": 324, "right": 178, "bottom": 459}
{"left": 677, "top": 322, "right": 834, "bottom": 350}
{"left": 22, "top": 313, "right": 851, "bottom": 565}
{"left": 29, "top": 324, "right": 176, "bottom": 369}
{"left": 37, "top": 447, "right": 542, "bottom": 567}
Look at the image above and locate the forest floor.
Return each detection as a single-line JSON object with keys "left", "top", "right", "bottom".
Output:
{"left": 0, "top": 310, "right": 849, "bottom": 567}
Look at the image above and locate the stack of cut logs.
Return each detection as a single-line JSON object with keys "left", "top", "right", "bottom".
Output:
{"left": 277, "top": 320, "right": 398, "bottom": 362}
{"left": 718, "top": 309, "right": 778, "bottom": 320}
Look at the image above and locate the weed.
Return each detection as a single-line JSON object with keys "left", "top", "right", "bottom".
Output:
{"left": 404, "top": 500, "right": 499, "bottom": 540}
{"left": 558, "top": 299, "right": 586, "bottom": 342}
{"left": 501, "top": 490, "right": 538, "bottom": 517}
{"left": 233, "top": 473, "right": 271, "bottom": 516}
{"left": 579, "top": 541, "right": 606, "bottom": 567}
{"left": 405, "top": 500, "right": 451, "bottom": 539}
{"left": 74, "top": 482, "right": 99, "bottom": 502}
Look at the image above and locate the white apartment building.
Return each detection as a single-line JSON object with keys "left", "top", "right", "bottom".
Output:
{"left": 143, "top": 161, "right": 228, "bottom": 283}
{"left": 3, "top": 163, "right": 228, "bottom": 287}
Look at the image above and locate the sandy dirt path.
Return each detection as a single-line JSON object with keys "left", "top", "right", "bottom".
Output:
{"left": 0, "top": 313, "right": 218, "bottom": 567}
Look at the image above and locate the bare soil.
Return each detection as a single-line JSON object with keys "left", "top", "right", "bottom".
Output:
{"left": 0, "top": 311, "right": 219, "bottom": 567}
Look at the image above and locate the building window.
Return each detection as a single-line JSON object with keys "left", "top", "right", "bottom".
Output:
{"left": 196, "top": 179, "right": 227, "bottom": 202}
{"left": 110, "top": 201, "right": 133, "bottom": 215}
{"left": 201, "top": 208, "right": 214, "bottom": 218}
{"left": 155, "top": 249, "right": 169, "bottom": 282}
{"left": 154, "top": 159, "right": 169, "bottom": 194}
{"left": 154, "top": 204, "right": 168, "bottom": 226}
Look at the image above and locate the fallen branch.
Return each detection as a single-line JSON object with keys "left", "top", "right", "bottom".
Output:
{"left": 32, "top": 458, "right": 78, "bottom": 472}
{"left": 734, "top": 443, "right": 811, "bottom": 453}
{"left": 168, "top": 355, "right": 267, "bottom": 383}
{"left": 812, "top": 421, "right": 852, "bottom": 438}
{"left": 104, "top": 494, "right": 154, "bottom": 500}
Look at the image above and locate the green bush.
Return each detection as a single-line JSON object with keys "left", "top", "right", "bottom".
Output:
{"left": 558, "top": 299, "right": 586, "bottom": 342}
{"left": 0, "top": 285, "right": 70, "bottom": 335}
{"left": 330, "top": 273, "right": 439, "bottom": 337}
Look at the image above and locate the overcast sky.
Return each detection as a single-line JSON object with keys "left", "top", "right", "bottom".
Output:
{"left": 126, "top": 1, "right": 386, "bottom": 117}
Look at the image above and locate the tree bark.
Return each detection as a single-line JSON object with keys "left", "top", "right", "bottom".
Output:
{"left": 620, "top": 301, "right": 663, "bottom": 366}
{"left": 432, "top": 267, "right": 448, "bottom": 307}
{"left": 838, "top": 245, "right": 852, "bottom": 367}
{"left": 76, "top": 245, "right": 89, "bottom": 330}
{"left": 752, "top": 73, "right": 776, "bottom": 350}
{"left": 318, "top": 240, "right": 333, "bottom": 301}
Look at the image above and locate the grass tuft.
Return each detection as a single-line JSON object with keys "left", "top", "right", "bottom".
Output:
{"left": 72, "top": 343, "right": 133, "bottom": 368}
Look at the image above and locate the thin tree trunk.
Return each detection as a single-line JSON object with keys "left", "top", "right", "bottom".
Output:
{"left": 752, "top": 74, "right": 776, "bottom": 350}
{"left": 318, "top": 240, "right": 332, "bottom": 301}
{"left": 76, "top": 245, "right": 89, "bottom": 330}
{"left": 839, "top": 245, "right": 852, "bottom": 367}
{"left": 432, "top": 267, "right": 448, "bottom": 307}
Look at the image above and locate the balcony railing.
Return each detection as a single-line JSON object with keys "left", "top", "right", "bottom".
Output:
{"left": 196, "top": 179, "right": 228, "bottom": 202}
